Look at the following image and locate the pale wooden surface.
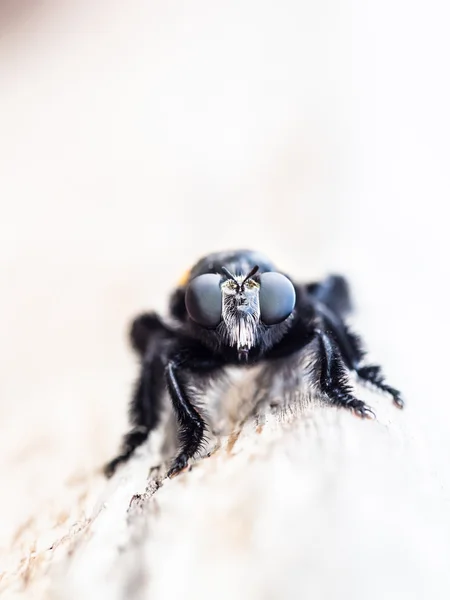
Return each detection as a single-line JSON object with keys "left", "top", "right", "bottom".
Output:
{"left": 53, "top": 386, "right": 450, "bottom": 600}
{"left": 1, "top": 0, "right": 450, "bottom": 598}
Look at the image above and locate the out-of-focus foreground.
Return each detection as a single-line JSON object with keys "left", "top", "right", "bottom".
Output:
{"left": 0, "top": 1, "right": 449, "bottom": 598}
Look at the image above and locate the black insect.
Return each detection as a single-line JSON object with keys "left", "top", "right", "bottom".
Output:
{"left": 105, "top": 249, "right": 404, "bottom": 479}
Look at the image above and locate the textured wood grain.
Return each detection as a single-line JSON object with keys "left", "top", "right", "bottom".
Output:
{"left": 50, "top": 380, "right": 450, "bottom": 600}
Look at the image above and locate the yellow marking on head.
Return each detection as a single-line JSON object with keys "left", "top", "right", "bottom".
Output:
{"left": 178, "top": 268, "right": 191, "bottom": 286}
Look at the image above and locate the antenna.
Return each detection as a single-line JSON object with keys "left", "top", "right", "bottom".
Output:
{"left": 221, "top": 267, "right": 239, "bottom": 284}
{"left": 222, "top": 264, "right": 259, "bottom": 291}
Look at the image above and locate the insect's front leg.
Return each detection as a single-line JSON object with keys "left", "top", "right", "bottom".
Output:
{"left": 315, "top": 304, "right": 404, "bottom": 409}
{"left": 314, "top": 328, "right": 375, "bottom": 418}
{"left": 165, "top": 349, "right": 224, "bottom": 478}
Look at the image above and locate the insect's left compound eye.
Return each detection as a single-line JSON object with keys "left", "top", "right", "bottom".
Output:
{"left": 259, "top": 272, "right": 296, "bottom": 325}
{"left": 185, "top": 274, "right": 222, "bottom": 328}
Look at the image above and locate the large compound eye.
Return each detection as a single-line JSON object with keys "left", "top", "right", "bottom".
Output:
{"left": 259, "top": 272, "right": 296, "bottom": 325}
{"left": 185, "top": 274, "right": 222, "bottom": 328}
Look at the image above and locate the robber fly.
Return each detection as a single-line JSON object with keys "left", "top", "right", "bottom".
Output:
{"left": 105, "top": 249, "right": 403, "bottom": 478}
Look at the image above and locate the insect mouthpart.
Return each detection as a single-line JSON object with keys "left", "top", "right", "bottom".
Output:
{"left": 237, "top": 345, "right": 250, "bottom": 362}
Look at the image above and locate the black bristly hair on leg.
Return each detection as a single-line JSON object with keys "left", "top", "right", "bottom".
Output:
{"left": 356, "top": 365, "right": 405, "bottom": 408}
{"left": 314, "top": 328, "right": 375, "bottom": 418}
{"left": 104, "top": 314, "right": 172, "bottom": 478}
{"left": 104, "top": 360, "right": 165, "bottom": 477}
{"left": 315, "top": 303, "right": 404, "bottom": 409}
{"left": 263, "top": 299, "right": 374, "bottom": 418}
{"left": 165, "top": 347, "right": 224, "bottom": 478}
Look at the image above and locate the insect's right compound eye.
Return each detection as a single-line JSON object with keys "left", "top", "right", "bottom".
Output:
{"left": 185, "top": 274, "right": 222, "bottom": 328}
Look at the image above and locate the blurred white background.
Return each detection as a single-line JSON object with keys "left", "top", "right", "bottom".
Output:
{"left": 0, "top": 0, "right": 449, "bottom": 591}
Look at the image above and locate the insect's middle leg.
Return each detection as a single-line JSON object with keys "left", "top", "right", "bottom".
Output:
{"left": 314, "top": 328, "right": 375, "bottom": 418}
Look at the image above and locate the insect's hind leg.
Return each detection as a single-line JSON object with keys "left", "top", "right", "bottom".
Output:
{"left": 104, "top": 313, "right": 171, "bottom": 478}
{"left": 317, "top": 305, "right": 404, "bottom": 408}
{"left": 104, "top": 357, "right": 166, "bottom": 477}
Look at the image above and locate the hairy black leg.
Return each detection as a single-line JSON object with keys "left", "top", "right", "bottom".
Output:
{"left": 104, "top": 359, "right": 165, "bottom": 477}
{"left": 315, "top": 303, "right": 364, "bottom": 367}
{"left": 316, "top": 305, "right": 404, "bottom": 409}
{"left": 315, "top": 328, "right": 375, "bottom": 418}
{"left": 104, "top": 313, "right": 172, "bottom": 478}
{"left": 356, "top": 365, "right": 404, "bottom": 408}
{"left": 165, "top": 349, "right": 223, "bottom": 478}
{"left": 165, "top": 361, "right": 204, "bottom": 477}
